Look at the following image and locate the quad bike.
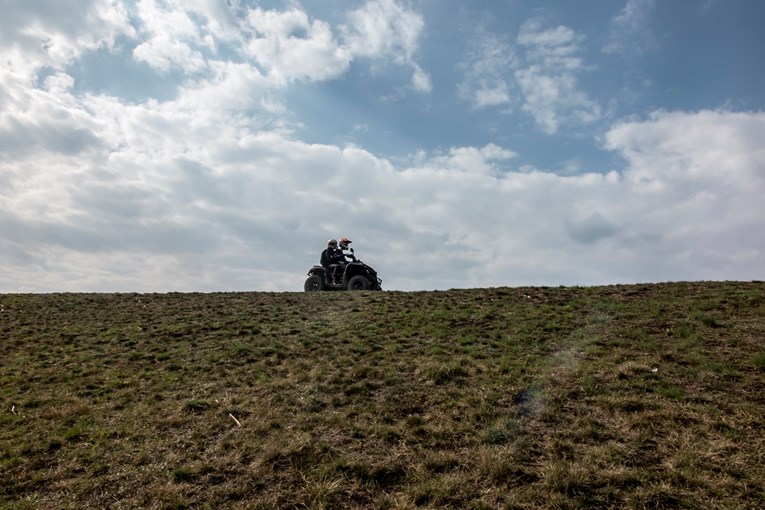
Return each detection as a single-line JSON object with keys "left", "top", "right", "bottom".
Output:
{"left": 304, "top": 249, "right": 382, "bottom": 291}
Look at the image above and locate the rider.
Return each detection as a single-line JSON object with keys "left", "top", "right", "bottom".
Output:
{"left": 338, "top": 237, "right": 355, "bottom": 261}
{"left": 320, "top": 239, "right": 346, "bottom": 285}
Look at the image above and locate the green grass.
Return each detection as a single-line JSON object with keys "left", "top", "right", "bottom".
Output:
{"left": 1, "top": 282, "right": 764, "bottom": 509}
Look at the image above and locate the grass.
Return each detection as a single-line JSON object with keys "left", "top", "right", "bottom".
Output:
{"left": 1, "top": 282, "right": 764, "bottom": 509}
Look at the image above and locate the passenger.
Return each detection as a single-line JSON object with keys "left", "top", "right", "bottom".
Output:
{"left": 320, "top": 239, "right": 345, "bottom": 285}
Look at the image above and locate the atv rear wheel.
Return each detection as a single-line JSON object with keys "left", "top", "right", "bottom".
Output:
{"left": 347, "top": 275, "right": 370, "bottom": 291}
{"left": 304, "top": 275, "right": 324, "bottom": 292}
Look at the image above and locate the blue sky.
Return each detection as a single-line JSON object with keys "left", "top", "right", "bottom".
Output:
{"left": 1, "top": 0, "right": 764, "bottom": 291}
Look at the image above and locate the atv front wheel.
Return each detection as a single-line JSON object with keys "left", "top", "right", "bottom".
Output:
{"left": 304, "top": 275, "right": 324, "bottom": 292}
{"left": 347, "top": 275, "right": 370, "bottom": 291}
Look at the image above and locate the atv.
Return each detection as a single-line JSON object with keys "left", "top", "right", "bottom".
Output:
{"left": 304, "top": 249, "right": 382, "bottom": 291}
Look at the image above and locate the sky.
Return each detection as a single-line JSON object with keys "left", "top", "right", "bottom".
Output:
{"left": 1, "top": 0, "right": 764, "bottom": 292}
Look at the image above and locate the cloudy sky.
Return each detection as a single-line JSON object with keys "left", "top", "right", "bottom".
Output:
{"left": 1, "top": 0, "right": 764, "bottom": 292}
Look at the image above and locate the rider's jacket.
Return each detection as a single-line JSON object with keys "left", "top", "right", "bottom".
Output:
{"left": 320, "top": 248, "right": 345, "bottom": 268}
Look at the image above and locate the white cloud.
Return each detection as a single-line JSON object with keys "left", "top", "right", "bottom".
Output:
{"left": 133, "top": 35, "right": 207, "bottom": 73}
{"left": 128, "top": 0, "right": 428, "bottom": 90}
{"left": 605, "top": 110, "right": 765, "bottom": 194}
{"left": 131, "top": 0, "right": 242, "bottom": 75}
{"left": 343, "top": 0, "right": 423, "bottom": 62}
{"left": 603, "top": 0, "right": 656, "bottom": 56}
{"left": 411, "top": 63, "right": 433, "bottom": 93}
{"left": 342, "top": 0, "right": 431, "bottom": 93}
{"left": 458, "top": 19, "right": 599, "bottom": 133}
{"left": 0, "top": 71, "right": 104, "bottom": 160}
{"left": 458, "top": 33, "right": 515, "bottom": 109}
{"left": 136, "top": 0, "right": 202, "bottom": 42}
{"left": 515, "top": 19, "right": 601, "bottom": 134}
{"left": 171, "top": 0, "right": 241, "bottom": 43}
{"left": 414, "top": 144, "right": 517, "bottom": 177}
{"left": 517, "top": 21, "right": 579, "bottom": 53}
{"left": 599, "top": 110, "right": 765, "bottom": 277}
{"left": 0, "top": 0, "right": 134, "bottom": 79}
{"left": 243, "top": 7, "right": 352, "bottom": 86}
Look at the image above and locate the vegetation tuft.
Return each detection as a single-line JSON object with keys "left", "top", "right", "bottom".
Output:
{"left": 2, "top": 282, "right": 764, "bottom": 509}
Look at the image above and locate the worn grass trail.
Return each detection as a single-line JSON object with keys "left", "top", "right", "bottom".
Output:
{"left": 2, "top": 282, "right": 765, "bottom": 509}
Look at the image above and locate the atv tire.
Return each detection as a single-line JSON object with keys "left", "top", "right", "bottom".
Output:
{"left": 347, "top": 275, "right": 370, "bottom": 291}
{"left": 304, "top": 275, "right": 324, "bottom": 292}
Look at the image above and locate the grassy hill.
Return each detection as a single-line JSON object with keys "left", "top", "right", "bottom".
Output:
{"left": 2, "top": 282, "right": 764, "bottom": 509}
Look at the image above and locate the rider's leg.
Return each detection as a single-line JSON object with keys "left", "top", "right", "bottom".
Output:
{"left": 329, "top": 265, "right": 338, "bottom": 284}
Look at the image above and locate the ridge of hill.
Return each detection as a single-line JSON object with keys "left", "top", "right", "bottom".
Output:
{"left": 2, "top": 282, "right": 764, "bottom": 509}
